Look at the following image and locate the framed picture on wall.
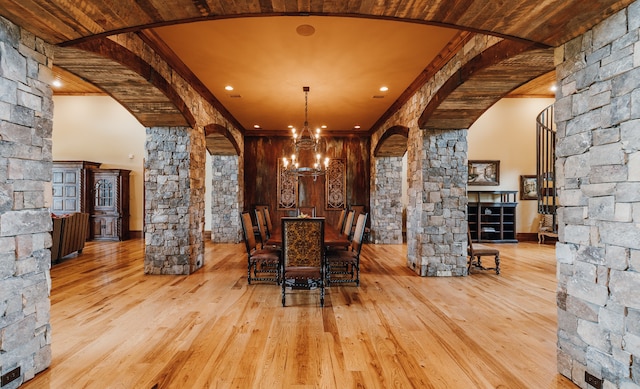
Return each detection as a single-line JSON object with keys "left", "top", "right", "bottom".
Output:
{"left": 468, "top": 160, "right": 500, "bottom": 186}
{"left": 520, "top": 175, "right": 538, "bottom": 200}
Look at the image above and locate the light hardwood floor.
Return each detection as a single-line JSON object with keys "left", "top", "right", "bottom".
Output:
{"left": 22, "top": 239, "right": 576, "bottom": 388}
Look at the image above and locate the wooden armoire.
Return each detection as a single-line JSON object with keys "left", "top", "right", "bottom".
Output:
{"left": 51, "top": 160, "right": 101, "bottom": 215}
{"left": 52, "top": 161, "right": 130, "bottom": 241}
{"left": 90, "top": 168, "right": 130, "bottom": 241}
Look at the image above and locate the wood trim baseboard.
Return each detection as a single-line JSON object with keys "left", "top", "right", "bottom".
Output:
{"left": 517, "top": 232, "right": 538, "bottom": 242}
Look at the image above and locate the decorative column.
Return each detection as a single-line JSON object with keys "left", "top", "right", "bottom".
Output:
{"left": 0, "top": 16, "right": 53, "bottom": 384}
{"left": 371, "top": 156, "right": 404, "bottom": 244}
{"left": 210, "top": 155, "right": 242, "bottom": 243}
{"left": 144, "top": 126, "right": 206, "bottom": 274}
{"left": 555, "top": 4, "right": 640, "bottom": 387}
{"left": 407, "top": 128, "right": 468, "bottom": 276}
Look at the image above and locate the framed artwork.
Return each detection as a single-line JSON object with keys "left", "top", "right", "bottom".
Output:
{"left": 277, "top": 159, "right": 298, "bottom": 210}
{"left": 468, "top": 160, "right": 500, "bottom": 186}
{"left": 520, "top": 175, "right": 537, "bottom": 200}
{"left": 325, "top": 158, "right": 346, "bottom": 210}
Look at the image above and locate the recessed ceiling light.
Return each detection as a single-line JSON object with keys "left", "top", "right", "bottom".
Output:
{"left": 379, "top": 86, "right": 389, "bottom": 92}
{"left": 550, "top": 84, "right": 558, "bottom": 92}
{"left": 52, "top": 79, "right": 62, "bottom": 88}
{"left": 225, "top": 85, "right": 234, "bottom": 91}
{"left": 354, "top": 125, "right": 361, "bottom": 129}
{"left": 321, "top": 125, "right": 327, "bottom": 129}
{"left": 253, "top": 124, "right": 260, "bottom": 129}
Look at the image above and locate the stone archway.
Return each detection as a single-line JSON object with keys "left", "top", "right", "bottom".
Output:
{"left": 371, "top": 126, "right": 409, "bottom": 244}
{"left": 205, "top": 124, "right": 243, "bottom": 243}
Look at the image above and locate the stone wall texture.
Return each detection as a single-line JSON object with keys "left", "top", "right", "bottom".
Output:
{"left": 144, "top": 126, "right": 206, "bottom": 275}
{"left": 210, "top": 155, "right": 242, "bottom": 243}
{"left": 370, "top": 156, "right": 404, "bottom": 244}
{"left": 0, "top": 15, "right": 53, "bottom": 386}
{"left": 407, "top": 129, "right": 468, "bottom": 276}
{"left": 371, "top": 34, "right": 500, "bottom": 276}
{"left": 555, "top": 2, "right": 640, "bottom": 387}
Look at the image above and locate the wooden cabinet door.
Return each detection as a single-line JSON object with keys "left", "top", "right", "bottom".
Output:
{"left": 92, "top": 215, "right": 119, "bottom": 241}
{"left": 52, "top": 168, "right": 80, "bottom": 214}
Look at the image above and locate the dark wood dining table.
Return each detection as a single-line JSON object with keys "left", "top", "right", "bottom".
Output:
{"left": 265, "top": 218, "right": 350, "bottom": 248}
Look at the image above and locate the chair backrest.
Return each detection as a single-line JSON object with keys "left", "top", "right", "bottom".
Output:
{"left": 240, "top": 212, "right": 258, "bottom": 254}
{"left": 297, "top": 206, "right": 316, "bottom": 217}
{"left": 539, "top": 214, "right": 556, "bottom": 230}
{"left": 467, "top": 229, "right": 475, "bottom": 256}
{"left": 255, "top": 209, "right": 269, "bottom": 243}
{"left": 351, "top": 213, "right": 368, "bottom": 254}
{"left": 282, "top": 217, "right": 324, "bottom": 268}
{"left": 335, "top": 209, "right": 346, "bottom": 231}
{"left": 342, "top": 210, "right": 355, "bottom": 237}
{"left": 264, "top": 207, "right": 273, "bottom": 232}
{"left": 349, "top": 205, "right": 365, "bottom": 224}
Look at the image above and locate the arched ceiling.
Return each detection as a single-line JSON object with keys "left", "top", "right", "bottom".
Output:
{"left": 0, "top": 0, "right": 631, "bottom": 135}
{"left": 419, "top": 41, "right": 555, "bottom": 130}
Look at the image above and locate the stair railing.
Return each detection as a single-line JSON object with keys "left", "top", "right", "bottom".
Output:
{"left": 536, "top": 104, "right": 557, "bottom": 232}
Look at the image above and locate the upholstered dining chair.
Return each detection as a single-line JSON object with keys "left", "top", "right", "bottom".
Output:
{"left": 280, "top": 217, "right": 325, "bottom": 307}
{"left": 296, "top": 206, "right": 316, "bottom": 217}
{"left": 348, "top": 205, "right": 370, "bottom": 242}
{"left": 240, "top": 212, "right": 280, "bottom": 284}
{"left": 335, "top": 208, "right": 346, "bottom": 232}
{"left": 263, "top": 207, "right": 274, "bottom": 233}
{"left": 255, "top": 208, "right": 274, "bottom": 248}
{"left": 326, "top": 213, "right": 367, "bottom": 286}
{"left": 467, "top": 229, "right": 500, "bottom": 275}
{"left": 342, "top": 210, "right": 355, "bottom": 239}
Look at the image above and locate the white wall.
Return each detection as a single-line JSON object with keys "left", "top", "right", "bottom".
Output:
{"left": 468, "top": 97, "right": 555, "bottom": 233}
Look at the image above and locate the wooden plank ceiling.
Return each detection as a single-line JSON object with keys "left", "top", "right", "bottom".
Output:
{"left": 0, "top": 0, "right": 631, "bottom": 154}
{"left": 0, "top": 0, "right": 631, "bottom": 47}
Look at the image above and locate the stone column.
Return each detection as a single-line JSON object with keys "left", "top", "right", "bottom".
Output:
{"left": 0, "top": 16, "right": 53, "bottom": 383}
{"left": 555, "top": 3, "right": 640, "bottom": 387}
{"left": 407, "top": 128, "right": 468, "bottom": 276}
{"left": 210, "top": 155, "right": 242, "bottom": 243}
{"left": 144, "top": 126, "right": 205, "bottom": 274}
{"left": 371, "top": 156, "right": 403, "bottom": 244}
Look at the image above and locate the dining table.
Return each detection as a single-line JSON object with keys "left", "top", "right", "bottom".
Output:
{"left": 265, "top": 217, "right": 350, "bottom": 248}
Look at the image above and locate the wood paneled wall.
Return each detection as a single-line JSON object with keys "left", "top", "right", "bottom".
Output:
{"left": 244, "top": 136, "right": 370, "bottom": 227}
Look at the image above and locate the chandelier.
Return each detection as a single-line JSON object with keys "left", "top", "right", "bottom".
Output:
{"left": 282, "top": 86, "right": 329, "bottom": 180}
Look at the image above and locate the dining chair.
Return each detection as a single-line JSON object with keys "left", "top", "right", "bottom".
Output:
{"left": 254, "top": 208, "right": 268, "bottom": 239}
{"left": 240, "top": 212, "right": 280, "bottom": 284}
{"left": 280, "top": 217, "right": 325, "bottom": 307}
{"left": 263, "top": 207, "right": 274, "bottom": 233}
{"left": 349, "top": 204, "right": 370, "bottom": 242}
{"left": 467, "top": 229, "right": 500, "bottom": 275}
{"left": 335, "top": 208, "right": 346, "bottom": 232}
{"left": 342, "top": 210, "right": 355, "bottom": 239}
{"left": 326, "top": 213, "right": 367, "bottom": 286}
{"left": 296, "top": 206, "right": 316, "bottom": 217}
{"left": 251, "top": 204, "right": 269, "bottom": 237}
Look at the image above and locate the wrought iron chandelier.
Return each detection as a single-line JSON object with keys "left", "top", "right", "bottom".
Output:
{"left": 282, "top": 86, "right": 329, "bottom": 180}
